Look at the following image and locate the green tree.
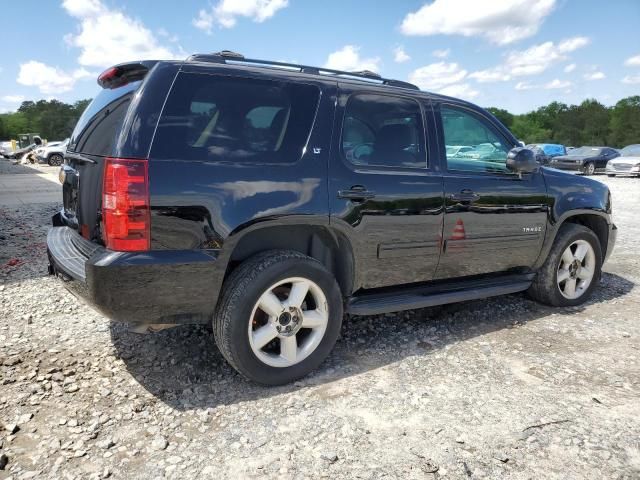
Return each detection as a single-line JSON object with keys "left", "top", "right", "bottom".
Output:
{"left": 486, "top": 107, "right": 514, "bottom": 128}
{"left": 609, "top": 96, "right": 640, "bottom": 147}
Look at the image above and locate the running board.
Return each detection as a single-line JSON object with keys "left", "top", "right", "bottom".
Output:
{"left": 346, "top": 273, "right": 535, "bottom": 316}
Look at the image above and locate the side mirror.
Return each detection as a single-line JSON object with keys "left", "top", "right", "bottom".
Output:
{"left": 33, "top": 136, "right": 42, "bottom": 146}
{"left": 506, "top": 147, "right": 538, "bottom": 174}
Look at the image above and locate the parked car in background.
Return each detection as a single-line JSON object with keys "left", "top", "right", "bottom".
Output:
{"left": 549, "top": 146, "right": 620, "bottom": 175}
{"left": 525, "top": 143, "right": 566, "bottom": 164}
{"left": 446, "top": 145, "right": 474, "bottom": 157}
{"left": 605, "top": 144, "right": 640, "bottom": 177}
{"left": 5, "top": 141, "right": 41, "bottom": 160}
{"left": 35, "top": 139, "right": 69, "bottom": 166}
{"left": 0, "top": 141, "right": 14, "bottom": 158}
{"left": 458, "top": 142, "right": 508, "bottom": 162}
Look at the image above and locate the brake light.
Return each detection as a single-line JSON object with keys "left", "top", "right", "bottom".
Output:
{"left": 102, "top": 158, "right": 150, "bottom": 251}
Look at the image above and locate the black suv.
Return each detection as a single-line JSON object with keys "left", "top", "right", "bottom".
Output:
{"left": 48, "top": 51, "right": 617, "bottom": 385}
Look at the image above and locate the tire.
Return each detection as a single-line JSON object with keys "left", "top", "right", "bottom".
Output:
{"left": 528, "top": 224, "right": 602, "bottom": 307}
{"left": 583, "top": 162, "right": 595, "bottom": 175}
{"left": 48, "top": 154, "right": 63, "bottom": 166}
{"left": 213, "top": 250, "right": 343, "bottom": 385}
{"left": 607, "top": 174, "right": 615, "bottom": 177}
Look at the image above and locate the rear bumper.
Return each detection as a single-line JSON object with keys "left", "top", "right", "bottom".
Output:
{"left": 47, "top": 221, "right": 222, "bottom": 325}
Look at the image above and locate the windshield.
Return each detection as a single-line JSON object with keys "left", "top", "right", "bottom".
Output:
{"left": 571, "top": 147, "right": 601, "bottom": 156}
{"left": 621, "top": 145, "right": 640, "bottom": 157}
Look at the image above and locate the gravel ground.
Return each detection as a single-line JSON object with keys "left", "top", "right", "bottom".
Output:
{"left": 1, "top": 164, "right": 639, "bottom": 480}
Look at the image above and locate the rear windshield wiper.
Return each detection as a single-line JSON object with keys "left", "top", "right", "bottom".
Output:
{"left": 65, "top": 152, "right": 97, "bottom": 164}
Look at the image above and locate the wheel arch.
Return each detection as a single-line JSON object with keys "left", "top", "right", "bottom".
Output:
{"left": 224, "top": 224, "right": 356, "bottom": 297}
{"left": 535, "top": 210, "right": 610, "bottom": 269}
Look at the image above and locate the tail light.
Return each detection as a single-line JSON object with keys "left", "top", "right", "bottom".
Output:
{"left": 102, "top": 158, "right": 150, "bottom": 251}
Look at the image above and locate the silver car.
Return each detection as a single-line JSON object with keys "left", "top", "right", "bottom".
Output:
{"left": 35, "top": 139, "right": 69, "bottom": 166}
{"left": 606, "top": 144, "right": 640, "bottom": 177}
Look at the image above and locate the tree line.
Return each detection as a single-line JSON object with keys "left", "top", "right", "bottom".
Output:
{"left": 0, "top": 99, "right": 91, "bottom": 142}
{"left": 1, "top": 95, "right": 639, "bottom": 147}
{"left": 488, "top": 96, "right": 640, "bottom": 148}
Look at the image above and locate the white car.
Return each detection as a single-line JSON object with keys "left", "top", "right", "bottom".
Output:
{"left": 34, "top": 139, "right": 69, "bottom": 166}
{"left": 605, "top": 144, "right": 640, "bottom": 177}
{"left": 446, "top": 145, "right": 474, "bottom": 157}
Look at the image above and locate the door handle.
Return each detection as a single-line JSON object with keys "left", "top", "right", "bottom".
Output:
{"left": 338, "top": 185, "right": 376, "bottom": 201}
{"left": 449, "top": 189, "right": 480, "bottom": 202}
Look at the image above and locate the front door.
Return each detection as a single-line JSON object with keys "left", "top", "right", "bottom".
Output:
{"left": 329, "top": 86, "right": 444, "bottom": 290}
{"left": 433, "top": 103, "right": 548, "bottom": 279}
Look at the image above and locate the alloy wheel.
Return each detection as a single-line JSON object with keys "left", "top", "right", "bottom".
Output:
{"left": 556, "top": 239, "right": 596, "bottom": 299}
{"left": 248, "top": 277, "right": 329, "bottom": 368}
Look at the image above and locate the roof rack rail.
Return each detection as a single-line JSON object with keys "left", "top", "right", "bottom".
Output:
{"left": 186, "top": 51, "right": 420, "bottom": 91}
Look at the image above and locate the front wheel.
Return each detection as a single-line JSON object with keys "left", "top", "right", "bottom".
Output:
{"left": 213, "top": 250, "right": 343, "bottom": 385}
{"left": 528, "top": 224, "right": 602, "bottom": 307}
{"left": 48, "top": 154, "right": 63, "bottom": 166}
{"left": 583, "top": 162, "right": 596, "bottom": 175}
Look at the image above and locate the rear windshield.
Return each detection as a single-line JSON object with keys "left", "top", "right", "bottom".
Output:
{"left": 151, "top": 72, "right": 320, "bottom": 163}
{"left": 68, "top": 81, "right": 141, "bottom": 156}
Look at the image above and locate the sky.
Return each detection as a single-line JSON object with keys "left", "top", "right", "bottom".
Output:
{"left": 0, "top": 0, "right": 639, "bottom": 114}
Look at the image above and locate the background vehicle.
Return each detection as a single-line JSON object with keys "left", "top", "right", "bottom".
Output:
{"left": 35, "top": 139, "right": 69, "bottom": 166}
{"left": 0, "top": 141, "right": 14, "bottom": 158}
{"left": 5, "top": 138, "right": 42, "bottom": 160}
{"left": 525, "top": 143, "right": 566, "bottom": 164}
{"left": 457, "top": 142, "right": 508, "bottom": 162}
{"left": 446, "top": 145, "right": 474, "bottom": 157}
{"left": 605, "top": 144, "right": 640, "bottom": 177}
{"left": 47, "top": 52, "right": 617, "bottom": 385}
{"left": 550, "top": 146, "right": 620, "bottom": 175}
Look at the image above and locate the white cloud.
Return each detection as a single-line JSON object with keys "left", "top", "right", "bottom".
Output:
{"left": 469, "top": 67, "right": 511, "bottom": 83}
{"left": 504, "top": 37, "right": 589, "bottom": 76}
{"left": 622, "top": 75, "right": 640, "bottom": 85}
{"left": 193, "top": 0, "right": 288, "bottom": 33}
{"left": 432, "top": 48, "right": 450, "bottom": 59}
{"left": 515, "top": 81, "right": 534, "bottom": 90}
{"left": 1, "top": 95, "right": 26, "bottom": 103}
{"left": 401, "top": 0, "right": 556, "bottom": 45}
{"left": 324, "top": 45, "right": 380, "bottom": 72}
{"left": 438, "top": 83, "right": 479, "bottom": 100}
{"left": 584, "top": 71, "right": 605, "bottom": 80}
{"left": 62, "top": 0, "right": 181, "bottom": 67}
{"left": 409, "top": 62, "right": 467, "bottom": 90}
{"left": 393, "top": 46, "right": 410, "bottom": 63}
{"left": 624, "top": 54, "right": 640, "bottom": 67}
{"left": 557, "top": 36, "right": 590, "bottom": 53}
{"left": 544, "top": 78, "right": 572, "bottom": 89}
{"left": 17, "top": 61, "right": 96, "bottom": 94}
{"left": 563, "top": 63, "right": 576, "bottom": 73}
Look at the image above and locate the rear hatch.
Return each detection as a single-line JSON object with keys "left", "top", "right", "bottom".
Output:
{"left": 61, "top": 63, "right": 155, "bottom": 243}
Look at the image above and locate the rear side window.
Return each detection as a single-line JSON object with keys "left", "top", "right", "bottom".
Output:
{"left": 341, "top": 94, "right": 425, "bottom": 169}
{"left": 68, "top": 81, "right": 141, "bottom": 156}
{"left": 151, "top": 73, "right": 320, "bottom": 163}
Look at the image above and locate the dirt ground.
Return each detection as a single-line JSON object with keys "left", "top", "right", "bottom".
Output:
{"left": 1, "top": 162, "right": 639, "bottom": 479}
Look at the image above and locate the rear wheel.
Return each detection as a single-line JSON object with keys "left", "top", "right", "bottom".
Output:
{"left": 583, "top": 162, "right": 595, "bottom": 175}
{"left": 48, "top": 154, "right": 63, "bottom": 166}
{"left": 213, "top": 250, "right": 343, "bottom": 385}
{"left": 528, "top": 224, "right": 602, "bottom": 307}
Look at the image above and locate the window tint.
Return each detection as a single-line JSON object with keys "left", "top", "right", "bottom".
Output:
{"left": 441, "top": 106, "right": 513, "bottom": 173}
{"left": 341, "top": 94, "right": 425, "bottom": 168}
{"left": 68, "top": 80, "right": 141, "bottom": 156}
{"left": 152, "top": 73, "right": 320, "bottom": 163}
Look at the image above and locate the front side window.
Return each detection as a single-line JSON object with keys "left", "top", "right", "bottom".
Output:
{"left": 441, "top": 106, "right": 513, "bottom": 173}
{"left": 341, "top": 94, "right": 425, "bottom": 169}
{"left": 152, "top": 73, "right": 320, "bottom": 163}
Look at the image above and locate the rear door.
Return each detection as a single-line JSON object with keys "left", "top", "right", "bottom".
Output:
{"left": 328, "top": 85, "right": 444, "bottom": 290}
{"left": 433, "top": 102, "right": 548, "bottom": 279}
